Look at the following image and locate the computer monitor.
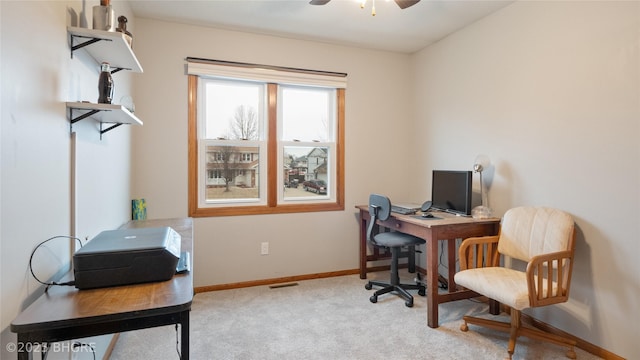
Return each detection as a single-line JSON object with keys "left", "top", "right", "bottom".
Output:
{"left": 431, "top": 170, "right": 473, "bottom": 216}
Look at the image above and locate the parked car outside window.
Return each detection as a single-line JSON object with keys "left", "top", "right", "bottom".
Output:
{"left": 302, "top": 179, "right": 327, "bottom": 194}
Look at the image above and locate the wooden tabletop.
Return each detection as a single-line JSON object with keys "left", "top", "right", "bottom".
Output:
{"left": 355, "top": 205, "right": 500, "bottom": 228}
{"left": 11, "top": 218, "right": 193, "bottom": 333}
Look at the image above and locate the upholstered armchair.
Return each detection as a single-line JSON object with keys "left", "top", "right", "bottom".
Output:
{"left": 454, "top": 206, "right": 577, "bottom": 359}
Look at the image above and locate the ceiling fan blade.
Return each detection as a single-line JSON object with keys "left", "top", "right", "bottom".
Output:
{"left": 309, "top": 0, "right": 331, "bottom": 5}
{"left": 394, "top": 0, "right": 420, "bottom": 9}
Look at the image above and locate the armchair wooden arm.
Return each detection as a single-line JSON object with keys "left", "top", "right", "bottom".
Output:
{"left": 458, "top": 235, "right": 500, "bottom": 271}
{"left": 526, "top": 249, "right": 575, "bottom": 308}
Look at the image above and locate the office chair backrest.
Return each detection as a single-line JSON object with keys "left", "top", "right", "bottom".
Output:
{"left": 367, "top": 194, "right": 392, "bottom": 243}
{"left": 497, "top": 206, "right": 575, "bottom": 263}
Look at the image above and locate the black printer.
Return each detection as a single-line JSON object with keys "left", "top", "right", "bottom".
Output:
{"left": 73, "top": 227, "right": 181, "bottom": 289}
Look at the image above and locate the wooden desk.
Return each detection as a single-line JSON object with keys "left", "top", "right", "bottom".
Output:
{"left": 356, "top": 206, "right": 499, "bottom": 328}
{"left": 10, "top": 218, "right": 193, "bottom": 360}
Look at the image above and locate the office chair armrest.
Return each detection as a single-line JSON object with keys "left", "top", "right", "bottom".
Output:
{"left": 458, "top": 235, "right": 500, "bottom": 271}
{"left": 526, "top": 250, "right": 574, "bottom": 307}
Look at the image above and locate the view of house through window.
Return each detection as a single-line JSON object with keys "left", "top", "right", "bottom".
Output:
{"left": 202, "top": 79, "right": 264, "bottom": 203}
{"left": 188, "top": 59, "right": 346, "bottom": 216}
{"left": 283, "top": 146, "right": 330, "bottom": 199}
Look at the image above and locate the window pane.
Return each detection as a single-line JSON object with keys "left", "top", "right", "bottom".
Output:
{"left": 205, "top": 145, "right": 260, "bottom": 202}
{"left": 204, "top": 80, "right": 263, "bottom": 140}
{"left": 281, "top": 86, "right": 333, "bottom": 142}
{"left": 283, "top": 146, "right": 329, "bottom": 199}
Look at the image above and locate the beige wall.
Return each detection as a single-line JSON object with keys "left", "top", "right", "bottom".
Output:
{"left": 410, "top": 1, "right": 639, "bottom": 358}
{"left": 130, "top": 19, "right": 416, "bottom": 285}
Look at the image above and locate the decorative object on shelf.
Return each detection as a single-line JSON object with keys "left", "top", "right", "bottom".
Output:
{"left": 471, "top": 154, "right": 493, "bottom": 219}
{"left": 132, "top": 199, "right": 147, "bottom": 220}
{"left": 93, "top": 0, "right": 115, "bottom": 31}
{"left": 79, "top": 1, "right": 89, "bottom": 28}
{"left": 116, "top": 15, "right": 133, "bottom": 48}
{"left": 98, "top": 62, "right": 114, "bottom": 104}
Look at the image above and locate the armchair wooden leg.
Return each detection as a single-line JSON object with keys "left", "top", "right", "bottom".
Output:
{"left": 459, "top": 309, "right": 577, "bottom": 359}
{"left": 461, "top": 315, "right": 511, "bottom": 332}
{"left": 507, "top": 310, "right": 520, "bottom": 360}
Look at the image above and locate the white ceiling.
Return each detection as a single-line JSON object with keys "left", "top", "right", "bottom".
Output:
{"left": 127, "top": 0, "right": 514, "bottom": 53}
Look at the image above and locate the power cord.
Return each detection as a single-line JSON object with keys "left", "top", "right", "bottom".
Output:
{"left": 73, "top": 342, "right": 96, "bottom": 360}
{"left": 29, "top": 235, "right": 83, "bottom": 291}
{"left": 175, "top": 324, "right": 182, "bottom": 359}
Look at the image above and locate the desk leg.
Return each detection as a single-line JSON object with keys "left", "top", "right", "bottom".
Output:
{"left": 16, "top": 334, "right": 33, "bottom": 360}
{"left": 181, "top": 310, "right": 190, "bottom": 360}
{"left": 408, "top": 246, "right": 416, "bottom": 273}
{"left": 426, "top": 235, "right": 439, "bottom": 328}
{"left": 359, "top": 213, "right": 367, "bottom": 279}
{"left": 447, "top": 238, "right": 457, "bottom": 291}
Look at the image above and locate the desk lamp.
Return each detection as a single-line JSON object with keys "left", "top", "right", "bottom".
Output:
{"left": 472, "top": 154, "right": 493, "bottom": 219}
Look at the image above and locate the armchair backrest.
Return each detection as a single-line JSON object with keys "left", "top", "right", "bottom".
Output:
{"left": 498, "top": 207, "right": 575, "bottom": 263}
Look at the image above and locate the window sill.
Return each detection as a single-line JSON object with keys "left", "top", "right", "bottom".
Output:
{"left": 189, "top": 202, "right": 345, "bottom": 217}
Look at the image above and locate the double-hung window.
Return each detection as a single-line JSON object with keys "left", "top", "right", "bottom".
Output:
{"left": 187, "top": 59, "right": 346, "bottom": 217}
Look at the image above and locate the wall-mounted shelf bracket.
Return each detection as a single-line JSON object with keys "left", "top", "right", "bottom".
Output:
{"left": 100, "top": 122, "right": 124, "bottom": 138}
{"left": 70, "top": 36, "right": 104, "bottom": 53}
{"left": 69, "top": 35, "right": 127, "bottom": 73}
{"left": 69, "top": 108, "right": 101, "bottom": 125}
{"left": 66, "top": 102, "right": 143, "bottom": 140}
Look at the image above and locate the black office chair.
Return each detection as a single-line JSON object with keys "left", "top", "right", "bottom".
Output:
{"left": 364, "top": 194, "right": 426, "bottom": 307}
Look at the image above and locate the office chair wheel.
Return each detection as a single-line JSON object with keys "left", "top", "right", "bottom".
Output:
{"left": 405, "top": 300, "right": 413, "bottom": 307}
{"left": 370, "top": 295, "right": 378, "bottom": 303}
{"left": 365, "top": 283, "right": 372, "bottom": 290}
{"left": 418, "top": 288, "right": 426, "bottom": 296}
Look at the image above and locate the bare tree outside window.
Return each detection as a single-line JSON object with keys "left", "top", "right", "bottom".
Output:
{"left": 206, "top": 144, "right": 260, "bottom": 200}
{"left": 229, "top": 105, "right": 259, "bottom": 140}
{"left": 214, "top": 146, "right": 238, "bottom": 192}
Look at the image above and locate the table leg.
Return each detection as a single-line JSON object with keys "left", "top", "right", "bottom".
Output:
{"left": 447, "top": 238, "right": 457, "bottom": 291}
{"left": 181, "top": 310, "right": 190, "bottom": 360}
{"left": 426, "top": 234, "right": 439, "bottom": 328}
{"left": 408, "top": 246, "right": 416, "bottom": 273}
{"left": 359, "top": 212, "right": 367, "bottom": 279}
{"left": 16, "top": 334, "right": 33, "bottom": 360}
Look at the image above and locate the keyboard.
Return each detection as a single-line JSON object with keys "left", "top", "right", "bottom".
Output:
{"left": 391, "top": 205, "right": 417, "bottom": 215}
{"left": 176, "top": 251, "right": 191, "bottom": 274}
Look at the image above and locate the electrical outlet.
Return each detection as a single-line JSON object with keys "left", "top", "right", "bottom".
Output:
{"left": 261, "top": 242, "right": 269, "bottom": 255}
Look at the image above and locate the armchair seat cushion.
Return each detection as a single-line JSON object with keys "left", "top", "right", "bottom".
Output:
{"left": 455, "top": 267, "right": 559, "bottom": 311}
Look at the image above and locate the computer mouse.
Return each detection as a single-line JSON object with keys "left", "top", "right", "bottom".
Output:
{"left": 421, "top": 213, "right": 435, "bottom": 218}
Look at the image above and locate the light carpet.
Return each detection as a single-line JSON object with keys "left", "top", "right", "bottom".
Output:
{"left": 109, "top": 273, "right": 601, "bottom": 360}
